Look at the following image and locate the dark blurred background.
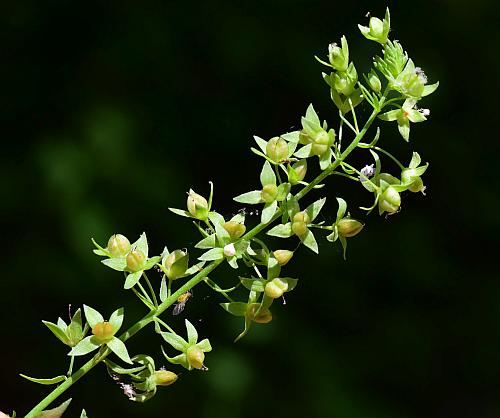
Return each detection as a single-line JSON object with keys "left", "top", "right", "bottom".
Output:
{"left": 1, "top": 0, "right": 499, "bottom": 417}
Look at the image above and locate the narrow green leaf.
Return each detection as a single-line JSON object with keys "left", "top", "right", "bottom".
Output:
{"left": 160, "top": 277, "right": 168, "bottom": 303}
{"left": 281, "top": 277, "right": 299, "bottom": 291}
{"left": 305, "top": 103, "right": 320, "bottom": 126}
{"left": 261, "top": 200, "right": 278, "bottom": 224}
{"left": 161, "top": 332, "right": 188, "bottom": 351}
{"left": 253, "top": 135, "right": 268, "bottom": 153}
{"left": 19, "top": 374, "right": 67, "bottom": 385}
{"left": 198, "top": 248, "right": 224, "bottom": 261}
{"left": 301, "top": 230, "right": 319, "bottom": 253}
{"left": 68, "top": 336, "right": 100, "bottom": 357}
{"left": 306, "top": 197, "right": 326, "bottom": 222}
{"left": 196, "top": 338, "right": 212, "bottom": 352}
{"left": 195, "top": 234, "right": 217, "bottom": 249}
{"left": 161, "top": 347, "right": 190, "bottom": 370}
{"left": 80, "top": 410, "right": 88, "bottom": 418}
{"left": 281, "top": 130, "right": 300, "bottom": 143}
{"left": 35, "top": 398, "right": 72, "bottom": 418}
{"left": 108, "top": 307, "right": 124, "bottom": 332}
{"left": 168, "top": 208, "right": 192, "bottom": 218}
{"left": 422, "top": 81, "right": 439, "bottom": 97}
{"left": 294, "top": 143, "right": 313, "bottom": 159}
{"left": 132, "top": 232, "right": 149, "bottom": 258}
{"left": 336, "top": 197, "right": 347, "bottom": 220}
{"left": 239, "top": 278, "right": 265, "bottom": 293}
{"left": 220, "top": 302, "right": 248, "bottom": 317}
{"left": 104, "top": 358, "right": 146, "bottom": 375}
{"left": 42, "top": 321, "right": 70, "bottom": 346}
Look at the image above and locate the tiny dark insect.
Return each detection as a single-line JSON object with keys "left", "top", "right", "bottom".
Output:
{"left": 172, "top": 290, "right": 192, "bottom": 315}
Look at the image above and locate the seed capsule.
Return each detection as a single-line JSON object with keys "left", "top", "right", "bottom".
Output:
{"left": 273, "top": 250, "right": 294, "bottom": 266}
{"left": 126, "top": 250, "right": 146, "bottom": 272}
{"left": 107, "top": 234, "right": 131, "bottom": 257}
{"left": 379, "top": 186, "right": 401, "bottom": 214}
{"left": 223, "top": 221, "right": 246, "bottom": 240}
{"left": 265, "top": 278, "right": 289, "bottom": 299}
{"left": 187, "top": 190, "right": 209, "bottom": 221}
{"left": 92, "top": 321, "right": 115, "bottom": 342}
{"left": 261, "top": 184, "right": 278, "bottom": 203}
{"left": 246, "top": 303, "right": 273, "bottom": 324}
{"left": 337, "top": 218, "right": 364, "bottom": 237}
{"left": 266, "top": 137, "right": 289, "bottom": 163}
{"left": 153, "top": 370, "right": 178, "bottom": 386}
{"left": 291, "top": 211, "right": 310, "bottom": 237}
{"left": 187, "top": 345, "right": 205, "bottom": 369}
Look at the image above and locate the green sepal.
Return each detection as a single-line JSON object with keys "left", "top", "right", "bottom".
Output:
{"left": 107, "top": 336, "right": 133, "bottom": 364}
{"left": 168, "top": 208, "right": 192, "bottom": 218}
{"left": 227, "top": 256, "right": 239, "bottom": 269}
{"left": 124, "top": 270, "right": 142, "bottom": 289}
{"left": 294, "top": 143, "right": 313, "bottom": 158}
{"left": 160, "top": 277, "right": 168, "bottom": 303}
{"left": 131, "top": 233, "right": 149, "bottom": 258}
{"left": 160, "top": 332, "right": 188, "bottom": 351}
{"left": 19, "top": 374, "right": 67, "bottom": 385}
{"left": 101, "top": 257, "right": 127, "bottom": 271}
{"left": 143, "top": 256, "right": 161, "bottom": 270}
{"left": 185, "top": 261, "right": 205, "bottom": 275}
{"left": 300, "top": 230, "right": 319, "bottom": 254}
{"left": 197, "top": 338, "right": 212, "bottom": 352}
{"left": 281, "top": 131, "right": 300, "bottom": 143}
{"left": 42, "top": 321, "right": 70, "bottom": 346}
{"left": 185, "top": 319, "right": 198, "bottom": 345}
{"left": 220, "top": 302, "right": 248, "bottom": 317}
{"left": 267, "top": 223, "right": 293, "bottom": 238}
{"left": 104, "top": 358, "right": 146, "bottom": 375}
{"left": 281, "top": 277, "right": 299, "bottom": 291}
{"left": 108, "top": 307, "right": 124, "bottom": 332}
{"left": 422, "top": 81, "right": 439, "bottom": 97}
{"left": 83, "top": 305, "right": 104, "bottom": 328}
{"left": 253, "top": 135, "right": 268, "bottom": 153}
{"left": 161, "top": 347, "right": 190, "bottom": 370}
{"left": 319, "top": 148, "right": 332, "bottom": 170}
{"left": 261, "top": 200, "right": 278, "bottom": 224}
{"left": 276, "top": 183, "right": 291, "bottom": 201}
{"left": 233, "top": 190, "right": 263, "bottom": 204}
{"left": 195, "top": 234, "right": 217, "bottom": 249}
{"left": 198, "top": 247, "right": 224, "bottom": 261}
{"left": 80, "top": 410, "right": 88, "bottom": 418}
{"left": 260, "top": 161, "right": 276, "bottom": 186}
{"left": 305, "top": 197, "right": 326, "bottom": 222}
{"left": 68, "top": 336, "right": 100, "bottom": 357}
{"left": 240, "top": 277, "right": 266, "bottom": 293}
{"left": 336, "top": 197, "right": 347, "bottom": 220}
{"left": 91, "top": 238, "right": 110, "bottom": 257}
{"left": 267, "top": 255, "right": 281, "bottom": 280}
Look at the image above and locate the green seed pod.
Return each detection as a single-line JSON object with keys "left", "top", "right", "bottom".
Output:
{"left": 107, "top": 234, "right": 131, "bottom": 257}
{"left": 163, "top": 250, "right": 188, "bottom": 280}
{"left": 378, "top": 186, "right": 401, "bottom": 214}
{"left": 273, "top": 250, "right": 294, "bottom": 266}
{"left": 261, "top": 184, "right": 278, "bottom": 203}
{"left": 187, "top": 190, "right": 209, "bottom": 221}
{"left": 291, "top": 211, "right": 310, "bottom": 237}
{"left": 92, "top": 321, "right": 115, "bottom": 343}
{"left": 246, "top": 303, "right": 273, "bottom": 324}
{"left": 223, "top": 221, "right": 246, "bottom": 240}
{"left": 187, "top": 345, "right": 205, "bottom": 369}
{"left": 266, "top": 137, "right": 289, "bottom": 163}
{"left": 265, "top": 278, "right": 289, "bottom": 299}
{"left": 368, "top": 70, "right": 382, "bottom": 93}
{"left": 153, "top": 370, "right": 178, "bottom": 386}
{"left": 288, "top": 159, "right": 307, "bottom": 185}
{"left": 126, "top": 250, "right": 146, "bottom": 272}
{"left": 337, "top": 218, "right": 364, "bottom": 237}
{"left": 311, "top": 131, "right": 330, "bottom": 156}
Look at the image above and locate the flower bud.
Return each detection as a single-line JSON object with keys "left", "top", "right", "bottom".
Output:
{"left": 107, "top": 234, "right": 131, "bottom": 257}
{"left": 261, "top": 184, "right": 278, "bottom": 203}
{"left": 368, "top": 70, "right": 381, "bottom": 93}
{"left": 288, "top": 159, "right": 307, "bottom": 185}
{"left": 223, "top": 221, "right": 246, "bottom": 241}
{"left": 265, "top": 278, "right": 289, "bottom": 299}
{"left": 401, "top": 71, "right": 425, "bottom": 99}
{"left": 245, "top": 303, "right": 273, "bottom": 324}
{"left": 223, "top": 243, "right": 236, "bottom": 258}
{"left": 163, "top": 250, "right": 188, "bottom": 280}
{"left": 266, "top": 137, "right": 289, "bottom": 163}
{"left": 187, "top": 345, "right": 205, "bottom": 369}
{"left": 401, "top": 168, "right": 425, "bottom": 193}
{"left": 92, "top": 321, "right": 115, "bottom": 342}
{"left": 337, "top": 218, "right": 364, "bottom": 237}
{"left": 154, "top": 369, "right": 178, "bottom": 386}
{"left": 273, "top": 250, "right": 294, "bottom": 266}
{"left": 378, "top": 186, "right": 401, "bottom": 214}
{"left": 187, "top": 190, "right": 209, "bottom": 221}
{"left": 369, "top": 17, "right": 385, "bottom": 39}
{"left": 126, "top": 249, "right": 146, "bottom": 272}
{"left": 328, "top": 36, "right": 349, "bottom": 72}
{"left": 291, "top": 211, "right": 310, "bottom": 237}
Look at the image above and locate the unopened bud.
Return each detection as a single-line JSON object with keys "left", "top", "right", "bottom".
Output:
{"left": 311, "top": 131, "right": 331, "bottom": 156}
{"left": 187, "top": 345, "right": 205, "bottom": 369}
{"left": 265, "top": 278, "right": 289, "bottom": 299}
{"left": 223, "top": 243, "right": 236, "bottom": 258}
{"left": 154, "top": 370, "right": 178, "bottom": 386}
{"left": 337, "top": 218, "right": 364, "bottom": 237}
{"left": 126, "top": 250, "right": 146, "bottom": 272}
{"left": 288, "top": 159, "right": 307, "bottom": 185}
{"left": 328, "top": 36, "right": 349, "bottom": 72}
{"left": 291, "top": 211, "right": 310, "bottom": 237}
{"left": 163, "top": 250, "right": 188, "bottom": 280}
{"left": 107, "top": 234, "right": 131, "bottom": 257}
{"left": 187, "top": 190, "right": 209, "bottom": 221}
{"left": 368, "top": 70, "right": 381, "bottom": 93}
{"left": 402, "top": 168, "right": 425, "bottom": 193}
{"left": 223, "top": 221, "right": 246, "bottom": 240}
{"left": 273, "top": 250, "right": 294, "bottom": 266}
{"left": 266, "top": 137, "right": 289, "bottom": 163}
{"left": 261, "top": 184, "right": 278, "bottom": 203}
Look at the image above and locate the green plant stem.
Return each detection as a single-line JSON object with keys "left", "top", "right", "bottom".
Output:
{"left": 24, "top": 96, "right": 385, "bottom": 418}
{"left": 142, "top": 272, "right": 159, "bottom": 308}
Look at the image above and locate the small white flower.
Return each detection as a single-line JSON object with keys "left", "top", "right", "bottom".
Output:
{"left": 120, "top": 383, "right": 136, "bottom": 398}
{"left": 419, "top": 108, "right": 430, "bottom": 117}
{"left": 415, "top": 67, "right": 428, "bottom": 84}
{"left": 223, "top": 243, "right": 236, "bottom": 257}
{"left": 360, "top": 164, "right": 375, "bottom": 180}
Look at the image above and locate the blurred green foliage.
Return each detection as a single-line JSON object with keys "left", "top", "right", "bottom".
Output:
{"left": 1, "top": 1, "right": 499, "bottom": 417}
